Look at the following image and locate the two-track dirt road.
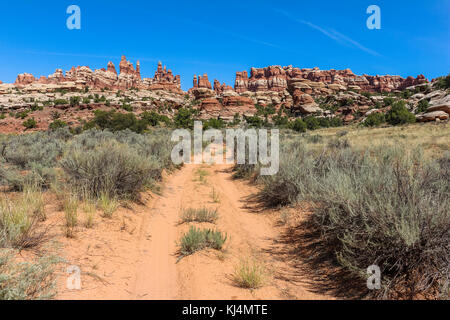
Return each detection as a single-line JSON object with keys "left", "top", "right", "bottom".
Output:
{"left": 57, "top": 161, "right": 331, "bottom": 300}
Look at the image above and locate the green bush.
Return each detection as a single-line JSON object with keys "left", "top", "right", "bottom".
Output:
{"left": 383, "top": 97, "right": 396, "bottom": 106}
{"left": 386, "top": 101, "right": 415, "bottom": 125}
{"left": 0, "top": 249, "right": 59, "bottom": 300}
{"left": 173, "top": 108, "right": 195, "bottom": 129}
{"left": 61, "top": 141, "right": 161, "bottom": 199}
{"left": 0, "top": 131, "right": 66, "bottom": 169}
{"left": 22, "top": 118, "right": 37, "bottom": 129}
{"left": 433, "top": 74, "right": 450, "bottom": 90}
{"left": 179, "top": 226, "right": 227, "bottom": 256}
{"left": 140, "top": 111, "right": 171, "bottom": 127}
{"left": 53, "top": 99, "right": 68, "bottom": 105}
{"left": 329, "top": 117, "right": 343, "bottom": 127}
{"left": 363, "top": 112, "right": 386, "bottom": 127}
{"left": 244, "top": 115, "right": 264, "bottom": 128}
{"left": 256, "top": 139, "right": 449, "bottom": 298}
{"left": 203, "top": 118, "right": 225, "bottom": 130}
{"left": 49, "top": 119, "right": 68, "bottom": 131}
{"left": 290, "top": 118, "right": 306, "bottom": 132}
{"left": 69, "top": 96, "right": 81, "bottom": 107}
{"left": 85, "top": 110, "right": 147, "bottom": 133}
{"left": 304, "top": 116, "right": 320, "bottom": 130}
{"left": 16, "top": 111, "right": 29, "bottom": 119}
{"left": 416, "top": 99, "right": 429, "bottom": 114}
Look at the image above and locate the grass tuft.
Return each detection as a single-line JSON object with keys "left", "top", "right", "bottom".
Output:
{"left": 179, "top": 226, "right": 227, "bottom": 257}
{"left": 232, "top": 259, "right": 265, "bottom": 289}
{"left": 180, "top": 207, "right": 219, "bottom": 224}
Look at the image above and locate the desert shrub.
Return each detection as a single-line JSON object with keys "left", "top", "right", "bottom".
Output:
{"left": 244, "top": 115, "right": 264, "bottom": 128}
{"left": 16, "top": 111, "right": 29, "bottom": 119}
{"left": 304, "top": 134, "right": 323, "bottom": 144}
{"left": 85, "top": 110, "right": 147, "bottom": 133}
{"left": 327, "top": 138, "right": 350, "bottom": 149}
{"left": 0, "top": 195, "right": 48, "bottom": 249}
{"left": 173, "top": 107, "right": 195, "bottom": 129}
{"left": 23, "top": 118, "right": 37, "bottom": 129}
{"left": 0, "top": 249, "right": 58, "bottom": 300}
{"left": 69, "top": 96, "right": 81, "bottom": 107}
{"left": 0, "top": 131, "right": 66, "bottom": 169}
{"left": 53, "top": 99, "right": 68, "bottom": 105}
{"left": 329, "top": 117, "right": 343, "bottom": 127}
{"left": 383, "top": 97, "right": 396, "bottom": 106}
{"left": 203, "top": 118, "right": 225, "bottom": 130}
{"left": 290, "top": 118, "right": 306, "bottom": 132}
{"left": 49, "top": 119, "right": 68, "bottom": 131}
{"left": 82, "top": 97, "right": 90, "bottom": 104}
{"left": 272, "top": 114, "right": 289, "bottom": 128}
{"left": 257, "top": 140, "right": 449, "bottom": 298}
{"left": 363, "top": 112, "right": 386, "bottom": 127}
{"left": 0, "top": 166, "right": 25, "bottom": 191}
{"left": 61, "top": 140, "right": 161, "bottom": 199}
{"left": 318, "top": 117, "right": 330, "bottom": 128}
{"left": 433, "top": 74, "right": 450, "bottom": 90}
{"left": 416, "top": 99, "right": 429, "bottom": 114}
{"left": 180, "top": 207, "right": 219, "bottom": 223}
{"left": 179, "top": 226, "right": 227, "bottom": 256}
{"left": 304, "top": 116, "right": 320, "bottom": 130}
{"left": 386, "top": 101, "right": 416, "bottom": 125}
{"left": 140, "top": 111, "right": 169, "bottom": 127}
{"left": 233, "top": 260, "right": 265, "bottom": 289}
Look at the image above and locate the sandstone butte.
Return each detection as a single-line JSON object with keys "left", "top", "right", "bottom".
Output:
{"left": 3, "top": 55, "right": 448, "bottom": 126}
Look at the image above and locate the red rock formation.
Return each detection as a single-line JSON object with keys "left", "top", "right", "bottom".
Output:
{"left": 235, "top": 71, "right": 249, "bottom": 93}
{"left": 398, "top": 75, "right": 428, "bottom": 90}
{"left": 234, "top": 66, "right": 429, "bottom": 93}
{"left": 142, "top": 61, "right": 181, "bottom": 92}
{"left": 15, "top": 73, "right": 36, "bottom": 85}
{"left": 107, "top": 61, "right": 117, "bottom": 75}
{"left": 213, "top": 79, "right": 233, "bottom": 95}
{"left": 195, "top": 73, "right": 212, "bottom": 89}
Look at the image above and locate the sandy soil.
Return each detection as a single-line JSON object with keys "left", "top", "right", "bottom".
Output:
{"left": 52, "top": 161, "right": 332, "bottom": 300}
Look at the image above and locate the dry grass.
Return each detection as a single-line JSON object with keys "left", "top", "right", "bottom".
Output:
{"left": 98, "top": 193, "right": 119, "bottom": 219}
{"left": 82, "top": 199, "right": 96, "bottom": 228}
{"left": 63, "top": 196, "right": 78, "bottom": 238}
{"left": 180, "top": 207, "right": 219, "bottom": 224}
{"left": 310, "top": 122, "right": 449, "bottom": 158}
{"left": 232, "top": 259, "right": 265, "bottom": 289}
{"left": 211, "top": 187, "right": 220, "bottom": 203}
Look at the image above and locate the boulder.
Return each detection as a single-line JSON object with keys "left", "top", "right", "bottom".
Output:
{"left": 417, "top": 111, "right": 449, "bottom": 122}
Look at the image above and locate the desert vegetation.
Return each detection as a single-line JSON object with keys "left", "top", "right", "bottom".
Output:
{"left": 234, "top": 123, "right": 450, "bottom": 299}
{"left": 0, "top": 127, "right": 177, "bottom": 298}
{"left": 0, "top": 113, "right": 448, "bottom": 300}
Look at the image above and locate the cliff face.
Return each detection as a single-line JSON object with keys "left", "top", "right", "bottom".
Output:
{"left": 233, "top": 65, "right": 427, "bottom": 94}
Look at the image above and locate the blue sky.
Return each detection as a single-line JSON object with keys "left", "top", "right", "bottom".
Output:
{"left": 1, "top": 0, "right": 449, "bottom": 91}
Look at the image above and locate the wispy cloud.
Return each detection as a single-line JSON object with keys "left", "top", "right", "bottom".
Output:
{"left": 275, "top": 9, "right": 381, "bottom": 57}
{"left": 180, "top": 18, "right": 282, "bottom": 49}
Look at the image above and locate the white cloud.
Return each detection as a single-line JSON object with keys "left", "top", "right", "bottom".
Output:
{"left": 275, "top": 9, "right": 381, "bottom": 57}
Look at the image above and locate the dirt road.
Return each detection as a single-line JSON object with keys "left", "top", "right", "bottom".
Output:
{"left": 57, "top": 161, "right": 331, "bottom": 300}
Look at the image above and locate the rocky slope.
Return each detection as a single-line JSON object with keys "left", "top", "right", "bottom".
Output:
{"left": 0, "top": 56, "right": 448, "bottom": 133}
